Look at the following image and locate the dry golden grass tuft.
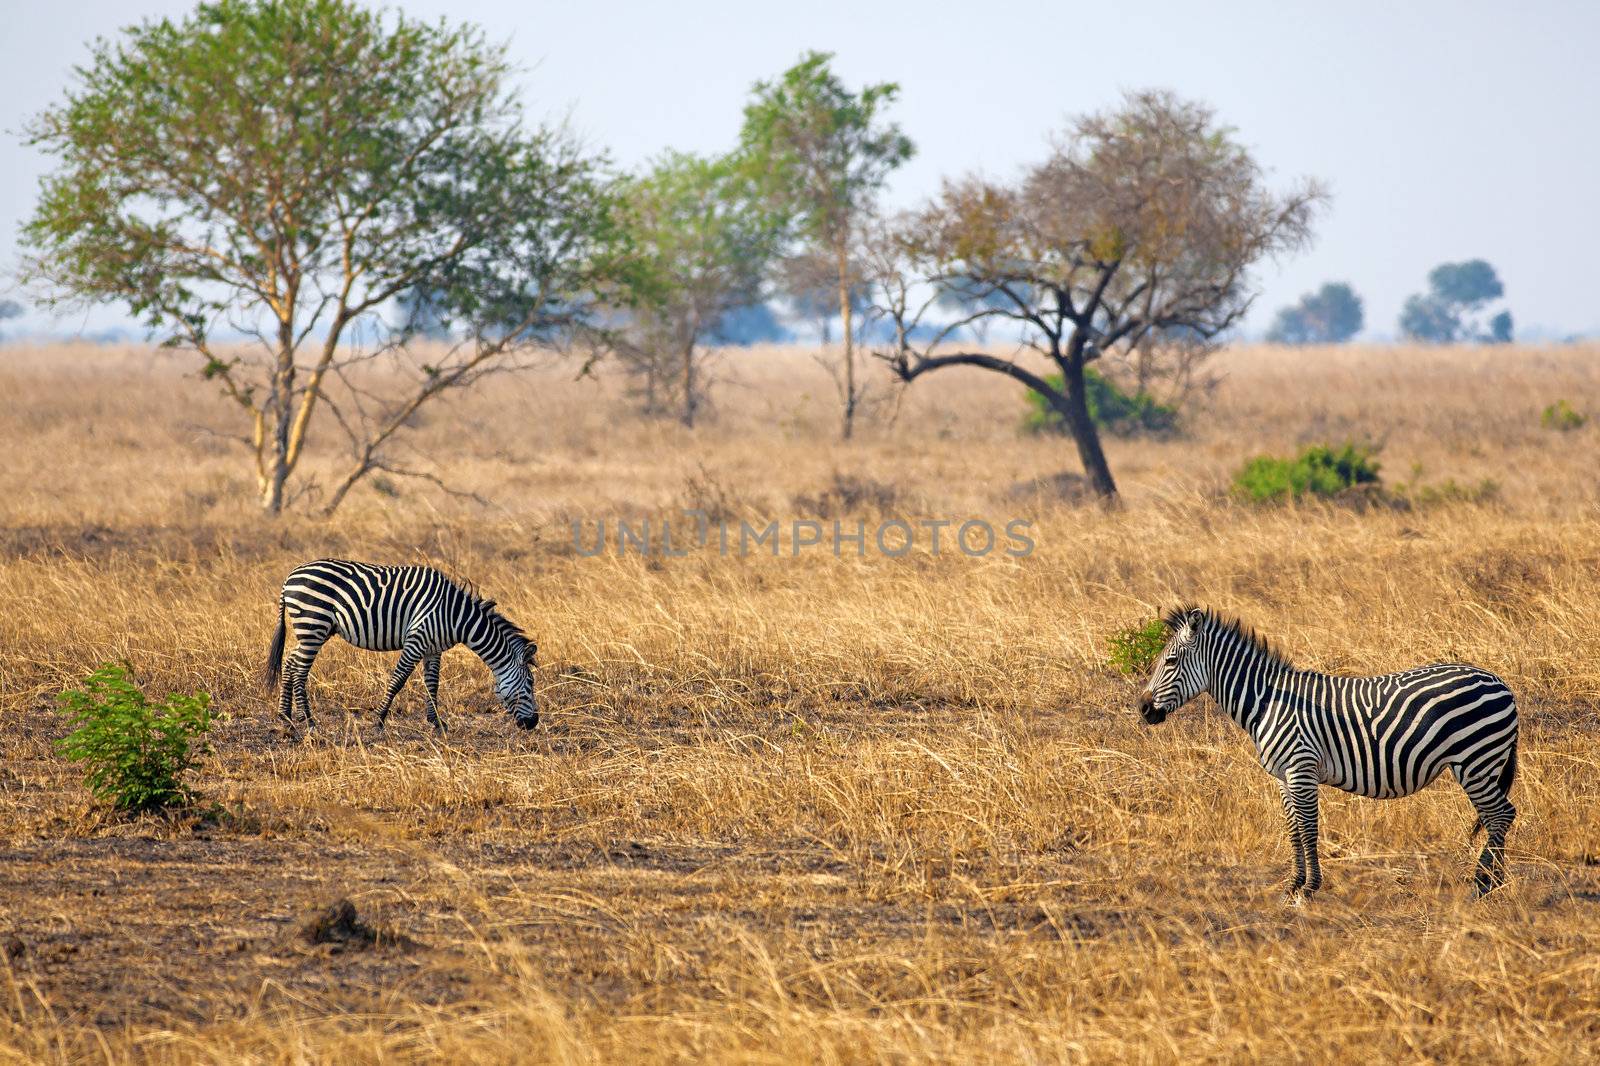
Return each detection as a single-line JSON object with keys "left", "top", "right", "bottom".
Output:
{"left": 0, "top": 341, "right": 1598, "bottom": 1062}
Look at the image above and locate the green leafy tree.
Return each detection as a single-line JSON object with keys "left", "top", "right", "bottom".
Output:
{"left": 609, "top": 151, "right": 783, "bottom": 425}
{"left": 1266, "top": 282, "right": 1363, "bottom": 344}
{"left": 1398, "top": 259, "right": 1512, "bottom": 344}
{"left": 56, "top": 663, "right": 214, "bottom": 812}
{"left": 1488, "top": 310, "right": 1514, "bottom": 344}
{"left": 21, "top": 0, "right": 622, "bottom": 514}
{"left": 1429, "top": 260, "right": 1503, "bottom": 307}
{"left": 867, "top": 91, "right": 1322, "bottom": 500}
{"left": 1399, "top": 294, "right": 1461, "bottom": 344}
{"left": 740, "top": 52, "right": 915, "bottom": 439}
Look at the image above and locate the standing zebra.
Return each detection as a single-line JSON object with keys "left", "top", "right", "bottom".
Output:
{"left": 265, "top": 559, "right": 539, "bottom": 733}
{"left": 1138, "top": 607, "right": 1518, "bottom": 898}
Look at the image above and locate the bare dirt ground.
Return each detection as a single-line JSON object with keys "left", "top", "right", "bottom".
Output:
{"left": 1, "top": 342, "right": 1598, "bottom": 1062}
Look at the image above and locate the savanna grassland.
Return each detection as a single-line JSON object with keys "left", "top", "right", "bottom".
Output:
{"left": 1, "top": 341, "right": 1598, "bottom": 1064}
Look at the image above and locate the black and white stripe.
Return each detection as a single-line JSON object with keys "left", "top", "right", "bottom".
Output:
{"left": 1138, "top": 607, "right": 1518, "bottom": 897}
{"left": 265, "top": 559, "right": 538, "bottom": 733}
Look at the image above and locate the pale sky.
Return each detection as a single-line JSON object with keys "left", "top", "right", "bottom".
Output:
{"left": 3, "top": 0, "right": 1597, "bottom": 339}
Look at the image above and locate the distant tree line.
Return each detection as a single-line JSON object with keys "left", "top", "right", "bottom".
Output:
{"left": 1265, "top": 259, "right": 1513, "bottom": 345}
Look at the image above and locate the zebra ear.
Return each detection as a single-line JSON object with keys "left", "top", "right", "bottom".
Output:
{"left": 1161, "top": 607, "right": 1186, "bottom": 631}
{"left": 481, "top": 599, "right": 497, "bottom": 611}
{"left": 1186, "top": 609, "right": 1206, "bottom": 630}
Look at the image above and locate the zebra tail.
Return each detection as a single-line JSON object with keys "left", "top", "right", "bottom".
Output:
{"left": 264, "top": 603, "right": 287, "bottom": 694}
{"left": 1469, "top": 742, "right": 1519, "bottom": 840}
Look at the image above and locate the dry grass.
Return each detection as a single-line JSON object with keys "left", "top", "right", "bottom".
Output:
{"left": 1, "top": 341, "right": 1598, "bottom": 1063}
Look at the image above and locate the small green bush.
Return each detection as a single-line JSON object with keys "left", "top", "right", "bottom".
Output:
{"left": 1108, "top": 619, "right": 1169, "bottom": 677}
{"left": 56, "top": 663, "right": 214, "bottom": 812}
{"left": 1232, "top": 443, "right": 1381, "bottom": 504}
{"left": 1023, "top": 370, "right": 1178, "bottom": 437}
{"left": 1541, "top": 400, "right": 1586, "bottom": 432}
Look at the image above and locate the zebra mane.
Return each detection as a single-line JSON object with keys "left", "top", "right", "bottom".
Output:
{"left": 451, "top": 576, "right": 529, "bottom": 643}
{"left": 1166, "top": 605, "right": 1294, "bottom": 670}
{"left": 476, "top": 597, "right": 529, "bottom": 641}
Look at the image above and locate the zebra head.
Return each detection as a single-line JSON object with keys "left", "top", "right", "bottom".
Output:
{"left": 492, "top": 636, "right": 539, "bottom": 730}
{"left": 1138, "top": 608, "right": 1210, "bottom": 725}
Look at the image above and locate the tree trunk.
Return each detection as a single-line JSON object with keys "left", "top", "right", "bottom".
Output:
{"left": 262, "top": 459, "right": 289, "bottom": 514}
{"left": 835, "top": 241, "right": 856, "bottom": 441}
{"left": 681, "top": 338, "right": 696, "bottom": 428}
{"left": 1057, "top": 360, "right": 1118, "bottom": 500}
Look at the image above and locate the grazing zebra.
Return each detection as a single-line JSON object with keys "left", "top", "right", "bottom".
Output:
{"left": 1137, "top": 607, "right": 1518, "bottom": 898}
{"left": 265, "top": 559, "right": 538, "bottom": 733}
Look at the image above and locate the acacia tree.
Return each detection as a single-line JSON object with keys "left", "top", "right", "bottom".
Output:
{"left": 608, "top": 151, "right": 781, "bottom": 426}
{"left": 867, "top": 91, "right": 1322, "bottom": 499}
{"left": 21, "top": 0, "right": 621, "bottom": 514}
{"left": 1266, "top": 282, "right": 1363, "bottom": 344}
{"left": 740, "top": 52, "right": 914, "bottom": 440}
{"left": 1399, "top": 260, "right": 1512, "bottom": 344}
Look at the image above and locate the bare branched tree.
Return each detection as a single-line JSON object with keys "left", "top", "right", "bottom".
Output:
{"left": 867, "top": 91, "right": 1323, "bottom": 499}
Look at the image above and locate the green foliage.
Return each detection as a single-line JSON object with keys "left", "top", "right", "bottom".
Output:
{"left": 1022, "top": 370, "right": 1178, "bottom": 436}
{"left": 1232, "top": 444, "right": 1381, "bottom": 503}
{"left": 20, "top": 0, "right": 623, "bottom": 511}
{"left": 739, "top": 51, "right": 914, "bottom": 246}
{"left": 1541, "top": 399, "right": 1587, "bottom": 431}
{"left": 1108, "top": 619, "right": 1169, "bottom": 677}
{"left": 55, "top": 663, "right": 213, "bottom": 812}
{"left": 622, "top": 151, "right": 783, "bottom": 320}
{"left": 1266, "top": 282, "right": 1363, "bottom": 344}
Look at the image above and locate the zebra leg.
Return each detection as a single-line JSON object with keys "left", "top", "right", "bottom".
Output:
{"left": 376, "top": 643, "right": 424, "bottom": 730}
{"left": 277, "top": 650, "right": 299, "bottom": 727}
{"left": 284, "top": 636, "right": 325, "bottom": 731}
{"left": 1282, "top": 769, "right": 1322, "bottom": 898}
{"left": 1280, "top": 783, "right": 1307, "bottom": 897}
{"left": 1462, "top": 766, "right": 1516, "bottom": 895}
{"left": 422, "top": 654, "right": 445, "bottom": 733}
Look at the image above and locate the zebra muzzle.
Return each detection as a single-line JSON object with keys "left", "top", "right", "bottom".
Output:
{"left": 1137, "top": 691, "right": 1167, "bottom": 725}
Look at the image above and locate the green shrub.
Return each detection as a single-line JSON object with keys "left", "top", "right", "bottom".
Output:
{"left": 1540, "top": 400, "right": 1586, "bottom": 432}
{"left": 1232, "top": 443, "right": 1381, "bottom": 504}
{"left": 1023, "top": 370, "right": 1178, "bottom": 437}
{"left": 56, "top": 663, "right": 214, "bottom": 812}
{"left": 1108, "top": 619, "right": 1169, "bottom": 677}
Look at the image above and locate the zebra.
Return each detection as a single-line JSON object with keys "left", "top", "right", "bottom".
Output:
{"left": 1137, "top": 606, "right": 1518, "bottom": 898}
{"left": 264, "top": 559, "right": 539, "bottom": 733}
